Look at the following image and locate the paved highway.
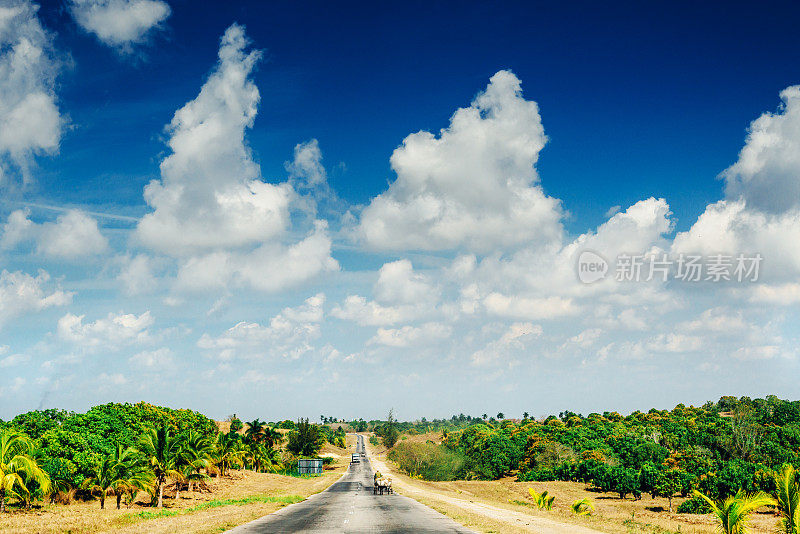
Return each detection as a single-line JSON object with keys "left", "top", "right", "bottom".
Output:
{"left": 227, "top": 435, "right": 476, "bottom": 533}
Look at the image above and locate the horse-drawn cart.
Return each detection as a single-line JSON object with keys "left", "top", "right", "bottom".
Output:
{"left": 373, "top": 475, "right": 393, "bottom": 495}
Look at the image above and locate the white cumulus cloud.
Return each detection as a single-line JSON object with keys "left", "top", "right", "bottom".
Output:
{"left": 58, "top": 310, "right": 154, "bottom": 349}
{"left": 136, "top": 24, "right": 337, "bottom": 293}
{"left": 1, "top": 209, "right": 108, "bottom": 259}
{"left": 69, "top": 0, "right": 170, "bottom": 49}
{"left": 0, "top": 0, "right": 63, "bottom": 185}
{"left": 0, "top": 269, "right": 72, "bottom": 328}
{"left": 358, "top": 70, "right": 562, "bottom": 252}
{"left": 197, "top": 293, "right": 325, "bottom": 360}
{"left": 723, "top": 85, "right": 800, "bottom": 214}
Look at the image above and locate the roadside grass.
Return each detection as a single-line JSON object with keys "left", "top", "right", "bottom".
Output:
{"left": 112, "top": 494, "right": 304, "bottom": 526}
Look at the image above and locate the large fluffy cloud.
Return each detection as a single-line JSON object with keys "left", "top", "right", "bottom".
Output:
{"left": 0, "top": 270, "right": 72, "bottom": 328}
{"left": 0, "top": 0, "right": 62, "bottom": 185}
{"left": 673, "top": 86, "right": 800, "bottom": 284}
{"left": 331, "top": 260, "right": 439, "bottom": 326}
{"left": 68, "top": 0, "right": 170, "bottom": 49}
{"left": 358, "top": 70, "right": 562, "bottom": 252}
{"left": 723, "top": 86, "right": 800, "bottom": 214}
{"left": 136, "top": 24, "right": 284, "bottom": 254}
{"left": 1, "top": 209, "right": 108, "bottom": 259}
{"left": 57, "top": 310, "right": 154, "bottom": 349}
{"left": 135, "top": 24, "right": 337, "bottom": 292}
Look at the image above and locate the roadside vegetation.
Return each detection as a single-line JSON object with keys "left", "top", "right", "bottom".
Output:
{"left": 0, "top": 401, "right": 349, "bottom": 533}
{"left": 377, "top": 395, "right": 800, "bottom": 533}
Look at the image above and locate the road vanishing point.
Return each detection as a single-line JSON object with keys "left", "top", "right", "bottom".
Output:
{"left": 227, "top": 434, "right": 476, "bottom": 533}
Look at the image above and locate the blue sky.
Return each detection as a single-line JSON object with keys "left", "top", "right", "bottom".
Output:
{"left": 1, "top": 0, "right": 799, "bottom": 421}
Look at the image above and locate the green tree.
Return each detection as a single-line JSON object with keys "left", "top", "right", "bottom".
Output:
{"left": 176, "top": 430, "right": 213, "bottom": 498}
{"left": 262, "top": 427, "right": 283, "bottom": 449}
{"left": 651, "top": 471, "right": 681, "bottom": 512}
{"left": 286, "top": 419, "right": 324, "bottom": 457}
{"left": 0, "top": 429, "right": 51, "bottom": 512}
{"left": 136, "top": 425, "right": 184, "bottom": 508}
{"left": 380, "top": 409, "right": 400, "bottom": 449}
{"left": 113, "top": 444, "right": 151, "bottom": 509}
{"left": 244, "top": 419, "right": 266, "bottom": 444}
{"left": 774, "top": 464, "right": 800, "bottom": 534}
{"left": 229, "top": 416, "right": 243, "bottom": 433}
{"left": 694, "top": 490, "right": 775, "bottom": 534}
{"left": 213, "top": 432, "right": 244, "bottom": 477}
{"left": 81, "top": 446, "right": 137, "bottom": 509}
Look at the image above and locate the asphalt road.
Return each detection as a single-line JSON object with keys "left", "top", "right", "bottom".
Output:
{"left": 227, "top": 435, "right": 476, "bottom": 533}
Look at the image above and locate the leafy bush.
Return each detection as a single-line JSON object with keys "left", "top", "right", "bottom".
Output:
{"left": 677, "top": 495, "right": 712, "bottom": 514}
{"left": 387, "top": 442, "right": 466, "bottom": 481}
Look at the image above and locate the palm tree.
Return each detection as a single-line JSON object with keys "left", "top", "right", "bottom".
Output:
{"left": 245, "top": 442, "right": 268, "bottom": 472}
{"left": 571, "top": 498, "right": 594, "bottom": 516}
{"left": 693, "top": 490, "right": 776, "bottom": 534}
{"left": 528, "top": 488, "right": 555, "bottom": 510}
{"left": 497, "top": 412, "right": 505, "bottom": 420}
{"left": 774, "top": 464, "right": 800, "bottom": 534}
{"left": 262, "top": 427, "right": 283, "bottom": 449}
{"left": 213, "top": 432, "right": 244, "bottom": 478}
{"left": 0, "top": 429, "right": 50, "bottom": 512}
{"left": 82, "top": 451, "right": 126, "bottom": 509}
{"left": 136, "top": 425, "right": 185, "bottom": 508}
{"left": 179, "top": 431, "right": 213, "bottom": 495}
{"left": 244, "top": 419, "right": 266, "bottom": 444}
{"left": 111, "top": 444, "right": 152, "bottom": 509}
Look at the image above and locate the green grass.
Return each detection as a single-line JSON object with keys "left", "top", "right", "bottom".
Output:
{"left": 112, "top": 494, "right": 304, "bottom": 526}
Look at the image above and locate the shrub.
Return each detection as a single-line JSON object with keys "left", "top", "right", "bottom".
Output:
{"left": 388, "top": 442, "right": 466, "bottom": 481}
{"left": 677, "top": 495, "right": 712, "bottom": 514}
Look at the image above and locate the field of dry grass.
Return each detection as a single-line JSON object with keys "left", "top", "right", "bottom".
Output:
{"left": 365, "top": 433, "right": 779, "bottom": 534}
{"left": 0, "top": 435, "right": 356, "bottom": 534}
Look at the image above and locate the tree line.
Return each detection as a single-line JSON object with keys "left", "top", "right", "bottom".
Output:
{"left": 0, "top": 403, "right": 345, "bottom": 511}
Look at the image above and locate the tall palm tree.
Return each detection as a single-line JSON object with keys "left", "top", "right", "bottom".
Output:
{"left": 775, "top": 464, "right": 800, "bottom": 534}
{"left": 136, "top": 425, "right": 184, "bottom": 508}
{"left": 0, "top": 429, "right": 50, "bottom": 512}
{"left": 244, "top": 419, "right": 266, "bottom": 444}
{"left": 694, "top": 490, "right": 775, "bottom": 534}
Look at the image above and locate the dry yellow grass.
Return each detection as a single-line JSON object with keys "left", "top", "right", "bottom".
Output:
{"left": 0, "top": 434, "right": 356, "bottom": 534}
